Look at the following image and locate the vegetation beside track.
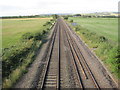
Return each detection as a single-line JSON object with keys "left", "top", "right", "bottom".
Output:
{"left": 2, "top": 17, "right": 55, "bottom": 88}
{"left": 67, "top": 17, "right": 119, "bottom": 79}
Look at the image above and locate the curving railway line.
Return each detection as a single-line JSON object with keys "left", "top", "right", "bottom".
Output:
{"left": 36, "top": 18, "right": 118, "bottom": 89}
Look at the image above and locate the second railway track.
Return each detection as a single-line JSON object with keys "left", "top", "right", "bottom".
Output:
{"left": 62, "top": 19, "right": 100, "bottom": 89}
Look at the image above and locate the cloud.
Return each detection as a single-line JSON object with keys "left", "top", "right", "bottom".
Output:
{"left": 0, "top": 0, "right": 119, "bottom": 16}
{"left": 1, "top": 5, "right": 23, "bottom": 11}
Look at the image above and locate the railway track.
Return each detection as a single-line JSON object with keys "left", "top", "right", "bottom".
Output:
{"left": 37, "top": 21, "right": 61, "bottom": 89}
{"left": 61, "top": 19, "right": 100, "bottom": 89}
{"left": 36, "top": 18, "right": 118, "bottom": 89}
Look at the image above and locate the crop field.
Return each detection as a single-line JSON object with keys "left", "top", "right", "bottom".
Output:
{"left": 68, "top": 17, "right": 119, "bottom": 79}
{"left": 2, "top": 18, "right": 52, "bottom": 48}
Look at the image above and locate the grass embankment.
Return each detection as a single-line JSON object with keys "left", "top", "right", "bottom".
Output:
{"left": 2, "top": 18, "right": 55, "bottom": 88}
{"left": 68, "top": 17, "right": 119, "bottom": 79}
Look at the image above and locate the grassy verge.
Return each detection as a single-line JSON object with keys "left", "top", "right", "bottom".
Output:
{"left": 2, "top": 18, "right": 55, "bottom": 88}
{"left": 67, "top": 17, "right": 119, "bottom": 79}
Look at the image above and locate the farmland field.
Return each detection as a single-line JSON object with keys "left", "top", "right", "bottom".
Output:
{"left": 2, "top": 17, "right": 54, "bottom": 88}
{"left": 68, "top": 17, "right": 119, "bottom": 79}
{"left": 69, "top": 17, "right": 118, "bottom": 42}
{"left": 2, "top": 18, "right": 52, "bottom": 48}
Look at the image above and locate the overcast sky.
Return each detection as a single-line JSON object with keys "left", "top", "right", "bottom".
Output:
{"left": 0, "top": 0, "right": 119, "bottom": 16}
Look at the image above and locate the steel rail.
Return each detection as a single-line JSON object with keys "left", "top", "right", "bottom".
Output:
{"left": 63, "top": 19, "right": 101, "bottom": 89}
{"left": 39, "top": 21, "right": 59, "bottom": 89}
{"left": 57, "top": 21, "right": 60, "bottom": 89}
{"left": 63, "top": 23, "right": 84, "bottom": 89}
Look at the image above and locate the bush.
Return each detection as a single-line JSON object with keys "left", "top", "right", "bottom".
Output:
{"left": 50, "top": 19, "right": 54, "bottom": 21}
{"left": 43, "top": 21, "right": 52, "bottom": 26}
{"left": 34, "top": 32, "right": 42, "bottom": 40}
{"left": 99, "top": 36, "right": 108, "bottom": 42}
{"left": 46, "top": 21, "right": 52, "bottom": 25}
{"left": 70, "top": 20, "right": 73, "bottom": 23}
{"left": 64, "top": 16, "right": 68, "bottom": 20}
{"left": 75, "top": 27, "right": 80, "bottom": 31}
{"left": 21, "top": 32, "right": 34, "bottom": 40}
{"left": 42, "top": 30, "right": 47, "bottom": 34}
{"left": 52, "top": 14, "right": 58, "bottom": 20}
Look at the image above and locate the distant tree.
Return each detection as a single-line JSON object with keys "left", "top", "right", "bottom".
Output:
{"left": 74, "top": 14, "right": 81, "bottom": 17}
{"left": 88, "top": 15, "right": 92, "bottom": 18}
{"left": 64, "top": 16, "right": 68, "bottom": 20}
{"left": 52, "top": 14, "right": 58, "bottom": 19}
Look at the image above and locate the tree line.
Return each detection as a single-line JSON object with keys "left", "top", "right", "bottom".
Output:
{"left": 1, "top": 15, "right": 51, "bottom": 19}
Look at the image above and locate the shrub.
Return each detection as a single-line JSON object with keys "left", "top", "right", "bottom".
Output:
{"left": 75, "top": 27, "right": 80, "bottom": 31}
{"left": 43, "top": 21, "right": 52, "bottom": 26}
{"left": 52, "top": 14, "right": 58, "bottom": 20}
{"left": 50, "top": 19, "right": 54, "bottom": 21}
{"left": 99, "top": 36, "right": 108, "bottom": 42}
{"left": 42, "top": 30, "right": 47, "bottom": 34}
{"left": 46, "top": 21, "right": 52, "bottom": 25}
{"left": 64, "top": 16, "right": 68, "bottom": 20}
{"left": 70, "top": 20, "right": 73, "bottom": 23}
{"left": 34, "top": 32, "right": 42, "bottom": 40}
{"left": 43, "top": 24, "right": 46, "bottom": 26}
{"left": 21, "top": 32, "right": 34, "bottom": 40}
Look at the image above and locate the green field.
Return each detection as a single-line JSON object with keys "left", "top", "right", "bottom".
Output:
{"left": 2, "top": 18, "right": 51, "bottom": 48}
{"left": 68, "top": 17, "right": 119, "bottom": 79}
{"left": 69, "top": 17, "right": 118, "bottom": 42}
{"left": 2, "top": 17, "right": 54, "bottom": 88}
